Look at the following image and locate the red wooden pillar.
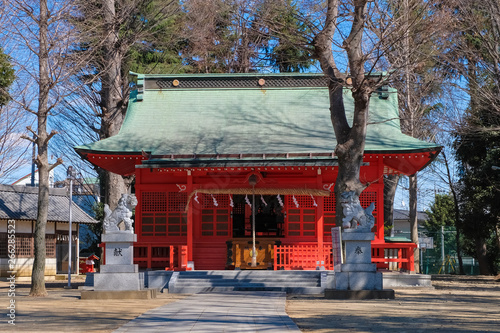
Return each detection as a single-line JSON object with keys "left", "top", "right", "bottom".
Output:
{"left": 316, "top": 168, "right": 324, "bottom": 263}
{"left": 187, "top": 170, "right": 194, "bottom": 262}
{"left": 135, "top": 169, "right": 142, "bottom": 243}
{"left": 376, "top": 158, "right": 385, "bottom": 241}
{"left": 179, "top": 245, "right": 188, "bottom": 270}
{"left": 147, "top": 243, "right": 152, "bottom": 269}
{"left": 169, "top": 245, "right": 174, "bottom": 270}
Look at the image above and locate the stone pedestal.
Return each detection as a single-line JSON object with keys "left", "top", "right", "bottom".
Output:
{"left": 335, "top": 230, "right": 383, "bottom": 291}
{"left": 94, "top": 232, "right": 141, "bottom": 291}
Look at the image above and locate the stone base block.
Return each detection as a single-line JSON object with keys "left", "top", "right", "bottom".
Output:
{"left": 335, "top": 271, "right": 383, "bottom": 290}
{"left": 325, "top": 289, "right": 395, "bottom": 300}
{"left": 94, "top": 272, "right": 141, "bottom": 291}
{"left": 101, "top": 232, "right": 137, "bottom": 243}
{"left": 344, "top": 241, "right": 372, "bottom": 264}
{"left": 341, "top": 231, "right": 375, "bottom": 241}
{"left": 81, "top": 289, "right": 156, "bottom": 300}
{"left": 100, "top": 264, "right": 138, "bottom": 273}
{"left": 341, "top": 263, "right": 377, "bottom": 272}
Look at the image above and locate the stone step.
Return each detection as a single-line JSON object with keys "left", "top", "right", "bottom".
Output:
{"left": 175, "top": 280, "right": 319, "bottom": 287}
{"left": 174, "top": 277, "right": 319, "bottom": 283}
{"left": 159, "top": 270, "right": 329, "bottom": 294}
{"left": 170, "top": 285, "right": 324, "bottom": 294}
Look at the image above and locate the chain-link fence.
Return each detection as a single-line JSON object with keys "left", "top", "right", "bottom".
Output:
{"left": 398, "top": 227, "right": 480, "bottom": 275}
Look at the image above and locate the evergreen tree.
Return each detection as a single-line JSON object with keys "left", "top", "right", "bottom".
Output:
{"left": 0, "top": 47, "right": 14, "bottom": 107}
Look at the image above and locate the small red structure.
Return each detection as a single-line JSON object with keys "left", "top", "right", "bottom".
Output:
{"left": 79, "top": 254, "right": 99, "bottom": 274}
{"left": 76, "top": 73, "right": 440, "bottom": 272}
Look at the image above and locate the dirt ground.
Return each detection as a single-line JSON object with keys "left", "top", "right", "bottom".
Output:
{"left": 287, "top": 275, "right": 500, "bottom": 333}
{"left": 0, "top": 275, "right": 499, "bottom": 333}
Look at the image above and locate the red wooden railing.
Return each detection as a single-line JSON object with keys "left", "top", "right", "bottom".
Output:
{"left": 274, "top": 244, "right": 333, "bottom": 270}
{"left": 371, "top": 243, "right": 416, "bottom": 271}
{"left": 273, "top": 243, "right": 415, "bottom": 271}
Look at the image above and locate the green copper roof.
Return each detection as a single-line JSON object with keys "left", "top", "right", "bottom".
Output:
{"left": 75, "top": 73, "right": 439, "bottom": 157}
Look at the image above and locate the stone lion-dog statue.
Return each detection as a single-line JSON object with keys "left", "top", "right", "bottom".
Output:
{"left": 103, "top": 194, "right": 138, "bottom": 233}
{"left": 340, "top": 191, "right": 375, "bottom": 231}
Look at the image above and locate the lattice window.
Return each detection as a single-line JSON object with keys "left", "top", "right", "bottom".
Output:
{"left": 141, "top": 191, "right": 186, "bottom": 237}
{"left": 287, "top": 195, "right": 316, "bottom": 209}
{"left": 323, "top": 214, "right": 337, "bottom": 239}
{"left": 286, "top": 195, "right": 317, "bottom": 237}
{"left": 324, "top": 193, "right": 336, "bottom": 213}
{"left": 0, "top": 233, "right": 58, "bottom": 258}
{"left": 167, "top": 213, "right": 187, "bottom": 236}
{"left": 360, "top": 191, "right": 378, "bottom": 216}
{"left": 201, "top": 207, "right": 230, "bottom": 237}
{"left": 167, "top": 192, "right": 187, "bottom": 236}
{"left": 45, "top": 234, "right": 56, "bottom": 258}
{"left": 142, "top": 213, "right": 166, "bottom": 237}
{"left": 324, "top": 193, "right": 337, "bottom": 239}
{"left": 168, "top": 192, "right": 187, "bottom": 212}
{"left": 201, "top": 194, "right": 230, "bottom": 209}
{"left": 0, "top": 233, "right": 7, "bottom": 257}
{"left": 16, "top": 234, "right": 34, "bottom": 258}
{"left": 142, "top": 192, "right": 168, "bottom": 212}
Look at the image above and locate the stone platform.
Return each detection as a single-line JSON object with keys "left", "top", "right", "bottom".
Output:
{"left": 81, "top": 289, "right": 157, "bottom": 300}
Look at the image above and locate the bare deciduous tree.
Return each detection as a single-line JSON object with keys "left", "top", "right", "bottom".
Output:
{"left": 310, "top": 0, "right": 445, "bottom": 230}
{"left": 1, "top": 0, "right": 95, "bottom": 296}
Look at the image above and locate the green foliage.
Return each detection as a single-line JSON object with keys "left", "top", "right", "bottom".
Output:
{"left": 80, "top": 201, "right": 104, "bottom": 257}
{"left": 454, "top": 80, "right": 500, "bottom": 274}
{"left": 424, "top": 194, "right": 456, "bottom": 231}
{"left": 125, "top": 3, "right": 187, "bottom": 75}
{"left": 181, "top": 0, "right": 314, "bottom": 73}
{"left": 423, "top": 194, "right": 459, "bottom": 265}
{"left": 258, "top": 0, "right": 314, "bottom": 72}
{"left": 0, "top": 47, "right": 15, "bottom": 107}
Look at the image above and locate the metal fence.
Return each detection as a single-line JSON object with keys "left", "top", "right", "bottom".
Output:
{"left": 398, "top": 227, "right": 480, "bottom": 275}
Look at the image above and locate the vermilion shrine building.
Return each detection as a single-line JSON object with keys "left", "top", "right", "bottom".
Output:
{"left": 76, "top": 73, "right": 440, "bottom": 272}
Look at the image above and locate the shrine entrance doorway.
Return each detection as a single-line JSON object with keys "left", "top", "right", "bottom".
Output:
{"left": 232, "top": 195, "right": 285, "bottom": 238}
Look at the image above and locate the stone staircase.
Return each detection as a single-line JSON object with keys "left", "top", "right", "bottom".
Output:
{"left": 167, "top": 270, "right": 328, "bottom": 294}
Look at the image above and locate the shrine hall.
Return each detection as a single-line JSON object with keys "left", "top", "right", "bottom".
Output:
{"left": 76, "top": 73, "right": 441, "bottom": 272}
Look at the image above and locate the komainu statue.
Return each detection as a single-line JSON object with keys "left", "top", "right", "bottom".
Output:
{"left": 340, "top": 191, "right": 375, "bottom": 231}
{"left": 103, "top": 194, "right": 138, "bottom": 233}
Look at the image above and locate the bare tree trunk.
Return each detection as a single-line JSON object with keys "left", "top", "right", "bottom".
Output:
{"left": 30, "top": 0, "right": 50, "bottom": 297}
{"left": 384, "top": 174, "right": 400, "bottom": 237}
{"left": 476, "top": 241, "right": 492, "bottom": 275}
{"left": 333, "top": 87, "right": 370, "bottom": 223}
{"left": 105, "top": 172, "right": 129, "bottom": 209}
{"left": 101, "top": 0, "right": 129, "bottom": 208}
{"left": 312, "top": 0, "right": 371, "bottom": 223}
{"left": 409, "top": 174, "right": 420, "bottom": 273}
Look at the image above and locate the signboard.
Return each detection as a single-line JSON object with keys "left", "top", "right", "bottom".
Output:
{"left": 331, "top": 227, "right": 343, "bottom": 271}
{"left": 419, "top": 236, "right": 434, "bottom": 249}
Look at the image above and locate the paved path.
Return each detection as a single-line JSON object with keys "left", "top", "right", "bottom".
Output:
{"left": 114, "top": 291, "right": 301, "bottom": 333}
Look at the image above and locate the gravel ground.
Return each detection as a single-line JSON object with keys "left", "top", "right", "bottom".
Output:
{"left": 1, "top": 275, "right": 499, "bottom": 333}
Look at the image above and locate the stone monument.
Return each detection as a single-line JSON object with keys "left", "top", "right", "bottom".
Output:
{"left": 93, "top": 194, "right": 142, "bottom": 291}
{"left": 327, "top": 192, "right": 393, "bottom": 299}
